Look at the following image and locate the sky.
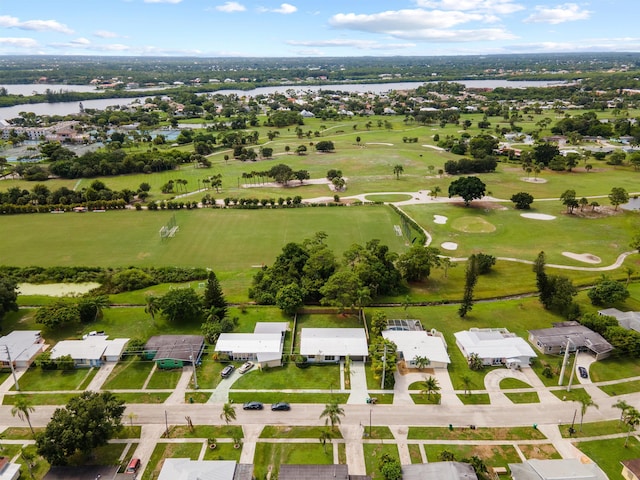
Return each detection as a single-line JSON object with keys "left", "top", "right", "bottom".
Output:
{"left": 0, "top": 0, "right": 638, "bottom": 57}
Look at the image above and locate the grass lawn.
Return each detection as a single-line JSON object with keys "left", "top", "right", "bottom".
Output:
{"left": 410, "top": 393, "right": 441, "bottom": 405}
{"left": 169, "top": 425, "right": 243, "bottom": 439}
{"left": 407, "top": 426, "right": 546, "bottom": 441}
{"left": 15, "top": 444, "right": 49, "bottom": 480}
{"left": 185, "top": 391, "right": 211, "bottom": 403}
{"left": 590, "top": 357, "right": 640, "bottom": 382}
{"left": 576, "top": 436, "right": 640, "bottom": 480}
{"left": 115, "top": 392, "right": 170, "bottom": 403}
{"left": 408, "top": 444, "right": 423, "bottom": 463}
{"left": 550, "top": 387, "right": 590, "bottom": 402}
{"left": 0, "top": 427, "right": 42, "bottom": 439}
{"left": 142, "top": 442, "right": 202, "bottom": 480}
{"left": 559, "top": 419, "right": 629, "bottom": 439}
{"left": 599, "top": 380, "right": 640, "bottom": 396}
{"left": 3, "top": 393, "right": 79, "bottom": 405}
{"left": 12, "top": 367, "right": 97, "bottom": 391}
{"left": 500, "top": 378, "right": 532, "bottom": 389}
{"left": 504, "top": 392, "right": 540, "bottom": 403}
{"left": 253, "top": 443, "right": 333, "bottom": 480}
{"left": 229, "top": 391, "right": 349, "bottom": 405}
{"left": 112, "top": 426, "right": 142, "bottom": 439}
{"left": 261, "top": 426, "right": 343, "bottom": 439}
{"left": 202, "top": 442, "right": 242, "bottom": 461}
{"left": 362, "top": 426, "right": 394, "bottom": 440}
{"left": 363, "top": 443, "right": 399, "bottom": 480}
{"left": 457, "top": 393, "right": 490, "bottom": 405}
{"left": 518, "top": 444, "right": 562, "bottom": 460}
{"left": 232, "top": 362, "right": 340, "bottom": 390}
{"left": 146, "top": 367, "right": 184, "bottom": 389}
{"left": 102, "top": 359, "right": 154, "bottom": 390}
{"left": 67, "top": 443, "right": 126, "bottom": 466}
{"left": 423, "top": 443, "right": 521, "bottom": 470}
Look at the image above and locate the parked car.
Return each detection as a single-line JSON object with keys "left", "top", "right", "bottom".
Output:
{"left": 220, "top": 365, "right": 235, "bottom": 378}
{"left": 271, "top": 402, "right": 291, "bottom": 411}
{"left": 578, "top": 366, "right": 588, "bottom": 379}
{"left": 238, "top": 361, "right": 254, "bottom": 374}
{"left": 243, "top": 401, "right": 263, "bottom": 410}
{"left": 126, "top": 458, "right": 141, "bottom": 474}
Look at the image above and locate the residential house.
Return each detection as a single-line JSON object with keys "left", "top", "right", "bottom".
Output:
{"left": 0, "top": 456, "right": 20, "bottom": 480}
{"left": 278, "top": 464, "right": 370, "bottom": 480}
{"left": 528, "top": 322, "right": 613, "bottom": 361}
{"left": 599, "top": 308, "right": 640, "bottom": 333}
{"left": 402, "top": 462, "right": 477, "bottom": 480}
{"left": 157, "top": 459, "right": 253, "bottom": 480}
{"left": 454, "top": 328, "right": 537, "bottom": 368}
{"left": 621, "top": 459, "right": 640, "bottom": 480}
{"left": 382, "top": 329, "right": 450, "bottom": 369}
{"left": 215, "top": 322, "right": 288, "bottom": 368}
{"left": 509, "top": 459, "right": 607, "bottom": 480}
{"left": 144, "top": 335, "right": 205, "bottom": 369}
{"left": 0, "top": 330, "right": 45, "bottom": 369}
{"left": 49, "top": 335, "right": 129, "bottom": 367}
{"left": 300, "top": 328, "right": 368, "bottom": 362}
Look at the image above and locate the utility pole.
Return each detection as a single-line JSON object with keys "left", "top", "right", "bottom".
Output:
{"left": 189, "top": 346, "right": 199, "bottom": 390}
{"left": 567, "top": 347, "right": 579, "bottom": 392}
{"left": 558, "top": 339, "right": 573, "bottom": 386}
{"left": 2, "top": 345, "right": 19, "bottom": 391}
{"left": 380, "top": 342, "right": 388, "bottom": 389}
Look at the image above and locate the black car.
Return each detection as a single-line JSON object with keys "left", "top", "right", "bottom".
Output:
{"left": 271, "top": 402, "right": 291, "bottom": 411}
{"left": 578, "top": 366, "right": 588, "bottom": 379}
{"left": 243, "top": 401, "right": 264, "bottom": 410}
{"left": 220, "top": 365, "right": 235, "bottom": 378}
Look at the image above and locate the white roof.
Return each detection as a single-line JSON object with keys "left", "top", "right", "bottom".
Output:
{"left": 454, "top": 329, "right": 536, "bottom": 360}
{"left": 0, "top": 330, "right": 42, "bottom": 363}
{"left": 253, "top": 322, "right": 289, "bottom": 334}
{"left": 300, "top": 328, "right": 368, "bottom": 357}
{"left": 103, "top": 338, "right": 130, "bottom": 357}
{"left": 158, "top": 458, "right": 237, "bottom": 480}
{"left": 508, "top": 459, "right": 608, "bottom": 480}
{"left": 382, "top": 330, "right": 450, "bottom": 364}
{"left": 50, "top": 336, "right": 130, "bottom": 361}
{"left": 215, "top": 333, "right": 283, "bottom": 355}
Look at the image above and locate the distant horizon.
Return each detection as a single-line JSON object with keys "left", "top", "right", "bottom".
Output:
{"left": 2, "top": 1, "right": 639, "bottom": 57}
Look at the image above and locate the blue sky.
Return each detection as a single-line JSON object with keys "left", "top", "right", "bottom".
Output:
{"left": 0, "top": 0, "right": 638, "bottom": 57}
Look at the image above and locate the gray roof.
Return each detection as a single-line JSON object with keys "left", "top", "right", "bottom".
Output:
{"left": 145, "top": 335, "right": 205, "bottom": 362}
{"left": 402, "top": 462, "right": 477, "bottom": 480}
{"left": 279, "top": 465, "right": 349, "bottom": 480}
{"left": 509, "top": 459, "right": 608, "bottom": 480}
{"left": 528, "top": 322, "right": 613, "bottom": 354}
{"left": 599, "top": 308, "right": 640, "bottom": 332}
{"left": 233, "top": 464, "right": 254, "bottom": 480}
{"left": 44, "top": 466, "right": 118, "bottom": 480}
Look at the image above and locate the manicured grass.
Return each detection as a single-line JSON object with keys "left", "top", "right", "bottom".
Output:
{"left": 504, "top": 392, "right": 540, "bottom": 404}
{"left": 500, "top": 378, "right": 532, "bottom": 389}
{"left": 0, "top": 427, "right": 43, "bottom": 439}
{"left": 232, "top": 363, "right": 340, "bottom": 390}
{"left": 115, "top": 392, "right": 170, "bottom": 403}
{"left": 410, "top": 393, "right": 441, "bottom": 405}
{"left": 338, "top": 443, "right": 346, "bottom": 464}
{"left": 112, "top": 426, "right": 142, "bottom": 439}
{"left": 518, "top": 444, "right": 561, "bottom": 460}
{"left": 590, "top": 357, "right": 640, "bottom": 382}
{"left": 457, "top": 393, "right": 490, "bottom": 405}
{"left": 407, "top": 426, "right": 546, "bottom": 441}
{"left": 12, "top": 367, "right": 97, "bottom": 391}
{"left": 363, "top": 443, "right": 399, "bottom": 480}
{"left": 67, "top": 443, "right": 126, "bottom": 466}
{"left": 576, "top": 436, "right": 640, "bottom": 480}
{"left": 363, "top": 193, "right": 413, "bottom": 203}
{"left": 368, "top": 393, "right": 394, "bottom": 404}
{"left": 3, "top": 393, "right": 78, "bottom": 405}
{"left": 143, "top": 443, "right": 202, "bottom": 480}
{"left": 559, "top": 419, "right": 628, "bottom": 439}
{"left": 229, "top": 391, "right": 349, "bottom": 405}
{"left": 423, "top": 444, "right": 521, "bottom": 470}
{"left": 203, "top": 442, "right": 242, "bottom": 461}
{"left": 146, "top": 367, "right": 184, "bottom": 389}
{"left": 599, "top": 380, "right": 640, "bottom": 396}
{"left": 260, "top": 426, "right": 343, "bottom": 439}
{"left": 550, "top": 387, "right": 590, "bottom": 402}
{"left": 169, "top": 425, "right": 243, "bottom": 439}
{"left": 253, "top": 443, "right": 333, "bottom": 480}
{"left": 102, "top": 359, "right": 154, "bottom": 390}
{"left": 15, "top": 445, "right": 49, "bottom": 480}
{"left": 185, "top": 391, "right": 211, "bottom": 403}
{"left": 408, "top": 444, "right": 423, "bottom": 463}
{"left": 362, "top": 426, "right": 394, "bottom": 440}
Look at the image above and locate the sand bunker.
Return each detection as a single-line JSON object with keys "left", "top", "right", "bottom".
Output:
{"left": 366, "top": 142, "right": 393, "bottom": 146}
{"left": 433, "top": 215, "right": 448, "bottom": 224}
{"left": 562, "top": 252, "right": 602, "bottom": 264}
{"left": 18, "top": 282, "right": 101, "bottom": 297}
{"left": 521, "top": 213, "right": 556, "bottom": 220}
{"left": 521, "top": 177, "right": 548, "bottom": 183}
{"left": 422, "top": 144, "right": 446, "bottom": 151}
{"left": 441, "top": 242, "right": 458, "bottom": 251}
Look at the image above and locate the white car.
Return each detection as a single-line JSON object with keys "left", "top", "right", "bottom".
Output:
{"left": 238, "top": 361, "right": 254, "bottom": 374}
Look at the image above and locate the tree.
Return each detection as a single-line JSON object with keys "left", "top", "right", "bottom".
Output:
{"left": 609, "top": 187, "right": 629, "bottom": 211}
{"left": 468, "top": 352, "right": 483, "bottom": 371}
{"left": 36, "top": 391, "right": 125, "bottom": 465}
{"left": 220, "top": 402, "right": 236, "bottom": 425}
{"left": 623, "top": 407, "right": 640, "bottom": 447}
{"left": 77, "top": 295, "right": 110, "bottom": 323}
{"left": 396, "top": 246, "right": 440, "bottom": 282}
{"left": 319, "top": 270, "right": 362, "bottom": 313}
{"left": 588, "top": 278, "right": 630, "bottom": 306}
{"left": 158, "top": 288, "right": 203, "bottom": 323}
{"left": 614, "top": 399, "right": 631, "bottom": 423}
{"left": 577, "top": 397, "right": 598, "bottom": 432}
{"left": 511, "top": 192, "right": 534, "bottom": 210}
{"left": 0, "top": 276, "right": 19, "bottom": 323}
{"left": 533, "top": 143, "right": 560, "bottom": 166}
{"left": 11, "top": 396, "right": 35, "bottom": 435}
{"left": 560, "top": 189, "right": 578, "bottom": 213}
{"left": 276, "top": 283, "right": 304, "bottom": 316}
{"left": 393, "top": 164, "right": 404, "bottom": 179}
{"left": 448, "top": 176, "right": 486, "bottom": 206}
{"left": 475, "top": 253, "right": 496, "bottom": 275}
{"left": 431, "top": 185, "right": 442, "bottom": 198}
{"left": 632, "top": 233, "right": 640, "bottom": 251}
{"left": 144, "top": 295, "right": 159, "bottom": 324}
{"left": 421, "top": 375, "right": 441, "bottom": 401}
{"left": 459, "top": 254, "right": 479, "bottom": 318}
{"left": 414, "top": 356, "right": 431, "bottom": 371}
{"left": 460, "top": 374, "right": 473, "bottom": 396}
{"left": 315, "top": 140, "right": 335, "bottom": 152}
{"left": 34, "top": 300, "right": 80, "bottom": 328}
{"left": 203, "top": 271, "right": 228, "bottom": 320}
{"left": 378, "top": 454, "right": 402, "bottom": 480}
{"left": 319, "top": 429, "right": 333, "bottom": 454}
{"left": 320, "top": 402, "right": 344, "bottom": 430}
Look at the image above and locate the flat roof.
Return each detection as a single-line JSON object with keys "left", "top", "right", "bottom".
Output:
{"left": 145, "top": 335, "right": 205, "bottom": 362}
{"left": 0, "top": 330, "right": 42, "bottom": 363}
{"left": 279, "top": 465, "right": 349, "bottom": 480}
{"left": 50, "top": 336, "right": 109, "bottom": 361}
{"left": 253, "top": 322, "right": 289, "bottom": 334}
{"left": 455, "top": 330, "right": 537, "bottom": 360}
{"left": 528, "top": 324, "right": 612, "bottom": 353}
{"left": 509, "top": 459, "right": 608, "bottom": 480}
{"left": 300, "top": 328, "right": 368, "bottom": 357}
{"left": 215, "top": 333, "right": 283, "bottom": 355}
{"left": 382, "top": 330, "right": 450, "bottom": 364}
{"left": 158, "top": 459, "right": 237, "bottom": 480}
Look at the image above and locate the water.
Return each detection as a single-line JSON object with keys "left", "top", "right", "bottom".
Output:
{"left": 621, "top": 197, "right": 640, "bottom": 211}
{"left": 0, "top": 79, "right": 561, "bottom": 122}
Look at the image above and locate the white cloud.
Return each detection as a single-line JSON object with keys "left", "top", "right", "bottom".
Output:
{"left": 287, "top": 39, "right": 416, "bottom": 50}
{"left": 330, "top": 9, "right": 487, "bottom": 32}
{"left": 392, "top": 27, "right": 517, "bottom": 42}
{"left": 144, "top": 0, "right": 183, "bottom": 3}
{"left": 94, "top": 30, "right": 120, "bottom": 39}
{"left": 0, "top": 37, "right": 39, "bottom": 48}
{"left": 273, "top": 3, "right": 297, "bottom": 14}
{"left": 216, "top": 2, "right": 246, "bottom": 12}
{"left": 415, "top": 0, "right": 525, "bottom": 15}
{"left": 508, "top": 37, "right": 640, "bottom": 53}
{"left": 524, "top": 3, "right": 591, "bottom": 24}
{"left": 0, "top": 15, "right": 73, "bottom": 34}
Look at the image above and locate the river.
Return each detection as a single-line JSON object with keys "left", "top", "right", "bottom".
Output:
{"left": 0, "top": 79, "right": 562, "bottom": 122}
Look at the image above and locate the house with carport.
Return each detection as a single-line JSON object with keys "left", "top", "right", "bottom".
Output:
{"left": 157, "top": 459, "right": 253, "bottom": 480}
{"left": 49, "top": 335, "right": 129, "bottom": 367}
{"left": 300, "top": 328, "right": 368, "bottom": 363}
{"left": 382, "top": 328, "right": 450, "bottom": 369}
{"left": 402, "top": 462, "right": 477, "bottom": 480}
{"left": 509, "top": 459, "right": 607, "bottom": 480}
{"left": 0, "top": 330, "right": 45, "bottom": 369}
{"left": 528, "top": 321, "right": 613, "bottom": 361}
{"left": 214, "top": 322, "right": 288, "bottom": 368}
{"left": 144, "top": 335, "right": 205, "bottom": 369}
{"left": 454, "top": 328, "right": 537, "bottom": 368}
{"left": 599, "top": 308, "right": 640, "bottom": 333}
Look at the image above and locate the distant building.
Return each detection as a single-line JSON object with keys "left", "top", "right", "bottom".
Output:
{"left": 454, "top": 328, "right": 537, "bottom": 368}
{"left": 214, "top": 322, "right": 288, "bottom": 368}
{"left": 528, "top": 322, "right": 613, "bottom": 361}
{"left": 300, "top": 328, "right": 368, "bottom": 362}
{"left": 0, "top": 456, "right": 20, "bottom": 480}
{"left": 509, "top": 459, "right": 607, "bottom": 480}
{"left": 599, "top": 308, "right": 640, "bottom": 333}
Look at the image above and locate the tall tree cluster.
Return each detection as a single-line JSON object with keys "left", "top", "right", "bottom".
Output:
{"left": 533, "top": 251, "right": 578, "bottom": 318}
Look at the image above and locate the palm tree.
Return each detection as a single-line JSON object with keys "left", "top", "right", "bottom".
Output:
{"left": 127, "top": 411, "right": 138, "bottom": 428}
{"left": 319, "top": 429, "right": 333, "bottom": 454}
{"left": 421, "top": 375, "right": 440, "bottom": 401}
{"left": 220, "top": 403, "right": 236, "bottom": 425}
{"left": 577, "top": 397, "right": 599, "bottom": 432}
{"left": 88, "top": 294, "right": 110, "bottom": 321}
{"left": 431, "top": 185, "right": 442, "bottom": 198}
{"left": 624, "top": 407, "right": 640, "bottom": 447}
{"left": 320, "top": 402, "right": 345, "bottom": 430}
{"left": 624, "top": 267, "right": 635, "bottom": 287}
{"left": 145, "top": 295, "right": 159, "bottom": 325}
{"left": 614, "top": 399, "right": 631, "bottom": 423}
{"left": 393, "top": 164, "right": 404, "bottom": 179}
{"left": 414, "top": 356, "right": 430, "bottom": 371}
{"left": 11, "top": 396, "right": 35, "bottom": 435}
{"left": 460, "top": 374, "right": 473, "bottom": 396}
